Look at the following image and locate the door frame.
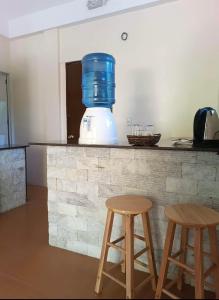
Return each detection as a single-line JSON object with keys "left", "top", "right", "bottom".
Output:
{"left": 0, "top": 71, "right": 11, "bottom": 146}
{"left": 60, "top": 63, "right": 67, "bottom": 142}
{"left": 60, "top": 61, "right": 84, "bottom": 143}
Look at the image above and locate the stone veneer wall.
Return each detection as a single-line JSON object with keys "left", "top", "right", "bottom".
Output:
{"left": 0, "top": 149, "right": 26, "bottom": 212}
{"left": 47, "top": 146, "right": 219, "bottom": 281}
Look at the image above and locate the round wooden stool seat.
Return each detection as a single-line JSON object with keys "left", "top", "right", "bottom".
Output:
{"left": 165, "top": 204, "right": 219, "bottom": 228}
{"left": 106, "top": 195, "right": 152, "bottom": 215}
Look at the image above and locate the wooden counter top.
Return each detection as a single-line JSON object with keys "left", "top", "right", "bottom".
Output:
{"left": 0, "top": 144, "right": 29, "bottom": 151}
{"left": 29, "top": 141, "right": 219, "bottom": 153}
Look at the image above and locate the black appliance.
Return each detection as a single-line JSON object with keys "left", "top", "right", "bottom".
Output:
{"left": 193, "top": 107, "right": 219, "bottom": 147}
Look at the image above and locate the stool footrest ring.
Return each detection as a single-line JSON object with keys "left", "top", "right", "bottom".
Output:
{"left": 107, "top": 242, "right": 125, "bottom": 253}
{"left": 162, "top": 288, "right": 180, "bottom": 299}
{"left": 164, "top": 278, "right": 178, "bottom": 291}
{"left": 171, "top": 250, "right": 183, "bottom": 259}
{"left": 111, "top": 236, "right": 125, "bottom": 245}
{"left": 103, "top": 269, "right": 154, "bottom": 292}
{"left": 168, "top": 257, "right": 195, "bottom": 275}
{"left": 134, "top": 234, "right": 145, "bottom": 242}
{"left": 134, "top": 247, "right": 149, "bottom": 259}
{"left": 107, "top": 260, "right": 124, "bottom": 273}
{"left": 135, "top": 275, "right": 153, "bottom": 292}
{"left": 183, "top": 269, "right": 216, "bottom": 291}
{"left": 102, "top": 271, "right": 126, "bottom": 289}
{"left": 134, "top": 259, "right": 148, "bottom": 269}
{"left": 187, "top": 244, "right": 211, "bottom": 258}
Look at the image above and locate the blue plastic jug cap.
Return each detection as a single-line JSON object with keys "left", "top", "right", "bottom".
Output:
{"left": 82, "top": 53, "right": 115, "bottom": 64}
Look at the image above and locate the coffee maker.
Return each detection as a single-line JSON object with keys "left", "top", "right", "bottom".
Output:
{"left": 193, "top": 107, "right": 219, "bottom": 147}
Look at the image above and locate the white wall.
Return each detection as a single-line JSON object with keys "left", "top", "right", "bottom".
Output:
{"left": 10, "top": 29, "right": 60, "bottom": 186}
{"left": 9, "top": 0, "right": 219, "bottom": 185}
{"left": 0, "top": 35, "right": 9, "bottom": 72}
{"left": 60, "top": 0, "right": 219, "bottom": 141}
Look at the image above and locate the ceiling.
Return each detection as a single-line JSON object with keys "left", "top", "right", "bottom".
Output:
{"left": 0, "top": 0, "right": 75, "bottom": 20}
{"left": 0, "top": 0, "right": 173, "bottom": 38}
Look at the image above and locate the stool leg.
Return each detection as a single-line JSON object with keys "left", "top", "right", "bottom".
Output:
{"left": 95, "top": 210, "right": 114, "bottom": 294}
{"left": 125, "top": 215, "right": 135, "bottom": 299}
{"left": 155, "top": 221, "right": 176, "bottom": 299}
{"left": 142, "top": 212, "right": 157, "bottom": 291}
{"left": 194, "top": 228, "right": 204, "bottom": 299}
{"left": 121, "top": 215, "right": 126, "bottom": 274}
{"left": 208, "top": 226, "right": 219, "bottom": 299}
{"left": 177, "top": 227, "right": 189, "bottom": 290}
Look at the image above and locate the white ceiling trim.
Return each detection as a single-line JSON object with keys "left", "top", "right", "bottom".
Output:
{"left": 7, "top": 0, "right": 175, "bottom": 39}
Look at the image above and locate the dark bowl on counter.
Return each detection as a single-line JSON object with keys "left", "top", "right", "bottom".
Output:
{"left": 127, "top": 134, "right": 161, "bottom": 146}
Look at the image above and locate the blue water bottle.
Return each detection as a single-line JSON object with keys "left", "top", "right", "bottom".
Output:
{"left": 82, "top": 53, "right": 116, "bottom": 109}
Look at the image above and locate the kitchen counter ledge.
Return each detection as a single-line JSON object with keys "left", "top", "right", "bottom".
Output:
{"left": 30, "top": 141, "right": 219, "bottom": 153}
{"left": 0, "top": 144, "right": 29, "bottom": 151}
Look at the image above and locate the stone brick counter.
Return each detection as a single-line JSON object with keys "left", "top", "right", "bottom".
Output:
{"left": 47, "top": 145, "right": 219, "bottom": 282}
{"left": 0, "top": 147, "right": 27, "bottom": 212}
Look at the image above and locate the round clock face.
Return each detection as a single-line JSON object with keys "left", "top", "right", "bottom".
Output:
{"left": 121, "top": 32, "right": 128, "bottom": 41}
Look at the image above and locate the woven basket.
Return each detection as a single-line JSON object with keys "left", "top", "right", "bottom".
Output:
{"left": 127, "top": 134, "right": 161, "bottom": 146}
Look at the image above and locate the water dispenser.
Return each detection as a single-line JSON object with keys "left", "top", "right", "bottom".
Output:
{"left": 79, "top": 53, "right": 118, "bottom": 145}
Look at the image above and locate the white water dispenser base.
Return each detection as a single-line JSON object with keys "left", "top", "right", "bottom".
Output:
{"left": 79, "top": 107, "right": 118, "bottom": 145}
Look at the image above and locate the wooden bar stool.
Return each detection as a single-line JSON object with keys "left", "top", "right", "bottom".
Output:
{"left": 155, "top": 204, "right": 219, "bottom": 299}
{"left": 95, "top": 195, "right": 157, "bottom": 299}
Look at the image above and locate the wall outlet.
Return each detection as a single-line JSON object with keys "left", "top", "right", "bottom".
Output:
{"left": 87, "top": 0, "right": 108, "bottom": 10}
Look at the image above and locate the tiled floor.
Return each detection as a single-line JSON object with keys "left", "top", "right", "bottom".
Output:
{"left": 0, "top": 185, "right": 215, "bottom": 299}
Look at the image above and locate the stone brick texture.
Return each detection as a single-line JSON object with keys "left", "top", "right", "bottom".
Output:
{"left": 47, "top": 146, "right": 219, "bottom": 287}
{"left": 0, "top": 149, "right": 26, "bottom": 212}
